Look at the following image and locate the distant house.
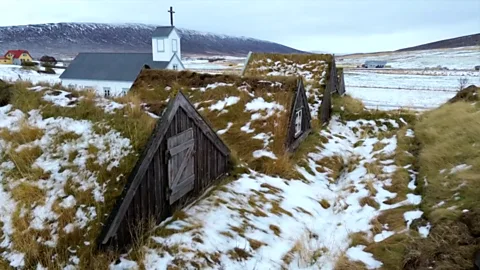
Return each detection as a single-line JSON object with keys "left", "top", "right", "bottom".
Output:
{"left": 60, "top": 24, "right": 185, "bottom": 97}
{"left": 363, "top": 60, "right": 387, "bottom": 68}
{"left": 2, "top": 50, "right": 33, "bottom": 65}
{"left": 0, "top": 56, "right": 12, "bottom": 65}
{"left": 40, "top": 55, "right": 57, "bottom": 65}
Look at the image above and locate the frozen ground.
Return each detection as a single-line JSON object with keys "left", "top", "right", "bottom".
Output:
{"left": 0, "top": 64, "right": 61, "bottom": 84}
{"left": 339, "top": 46, "right": 480, "bottom": 70}
{"left": 111, "top": 117, "right": 422, "bottom": 270}
{"left": 344, "top": 70, "right": 479, "bottom": 110}
{"left": 340, "top": 46, "right": 480, "bottom": 110}
{"left": 183, "top": 57, "right": 245, "bottom": 72}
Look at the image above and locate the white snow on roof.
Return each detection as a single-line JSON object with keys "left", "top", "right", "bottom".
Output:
{"left": 209, "top": 96, "right": 240, "bottom": 111}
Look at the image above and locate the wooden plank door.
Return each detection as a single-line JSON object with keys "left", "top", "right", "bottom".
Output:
{"left": 167, "top": 128, "right": 195, "bottom": 204}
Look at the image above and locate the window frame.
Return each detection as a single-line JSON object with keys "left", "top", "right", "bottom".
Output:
{"left": 103, "top": 87, "right": 111, "bottom": 98}
{"left": 294, "top": 109, "right": 303, "bottom": 137}
{"left": 157, "top": 39, "right": 165, "bottom": 52}
{"left": 172, "top": 39, "right": 178, "bottom": 52}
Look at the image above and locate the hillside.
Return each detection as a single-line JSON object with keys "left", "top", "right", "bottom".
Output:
{"left": 397, "top": 33, "right": 480, "bottom": 52}
{"left": 0, "top": 23, "right": 306, "bottom": 58}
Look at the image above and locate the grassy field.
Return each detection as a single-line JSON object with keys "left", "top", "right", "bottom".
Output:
{"left": 0, "top": 75, "right": 332, "bottom": 268}
{"left": 0, "top": 75, "right": 478, "bottom": 269}
{"left": 0, "top": 81, "right": 156, "bottom": 269}
{"left": 332, "top": 87, "right": 480, "bottom": 269}
{"left": 403, "top": 86, "right": 480, "bottom": 270}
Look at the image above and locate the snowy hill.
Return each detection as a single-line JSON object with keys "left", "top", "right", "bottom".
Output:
{"left": 397, "top": 33, "right": 480, "bottom": 52}
{"left": 0, "top": 23, "right": 306, "bottom": 58}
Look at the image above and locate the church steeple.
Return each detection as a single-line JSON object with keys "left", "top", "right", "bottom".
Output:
{"left": 168, "top": 6, "right": 175, "bottom": 26}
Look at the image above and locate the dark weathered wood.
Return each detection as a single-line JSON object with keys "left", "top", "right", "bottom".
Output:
{"left": 337, "top": 72, "right": 346, "bottom": 96}
{"left": 285, "top": 77, "right": 313, "bottom": 152}
{"left": 167, "top": 128, "right": 195, "bottom": 204}
{"left": 319, "top": 57, "right": 338, "bottom": 125}
{"left": 98, "top": 91, "right": 230, "bottom": 249}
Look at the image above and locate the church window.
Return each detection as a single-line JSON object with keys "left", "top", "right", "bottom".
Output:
{"left": 157, "top": 39, "right": 165, "bottom": 52}
{"left": 173, "top": 64, "right": 178, "bottom": 70}
{"left": 172, "top": 39, "right": 178, "bottom": 52}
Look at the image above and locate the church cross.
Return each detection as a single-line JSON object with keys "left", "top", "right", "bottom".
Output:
{"left": 168, "top": 6, "right": 175, "bottom": 26}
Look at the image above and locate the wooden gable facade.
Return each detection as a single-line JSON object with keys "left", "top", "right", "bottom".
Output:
{"left": 98, "top": 91, "right": 230, "bottom": 249}
{"left": 285, "top": 78, "right": 312, "bottom": 152}
{"left": 320, "top": 56, "right": 340, "bottom": 125}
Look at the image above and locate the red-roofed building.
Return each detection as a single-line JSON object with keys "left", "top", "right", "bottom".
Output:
{"left": 4, "top": 50, "right": 33, "bottom": 65}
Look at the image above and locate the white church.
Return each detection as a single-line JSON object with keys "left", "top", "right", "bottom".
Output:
{"left": 60, "top": 9, "right": 184, "bottom": 97}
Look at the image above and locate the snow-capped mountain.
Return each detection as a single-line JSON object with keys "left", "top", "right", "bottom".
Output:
{"left": 0, "top": 23, "right": 305, "bottom": 58}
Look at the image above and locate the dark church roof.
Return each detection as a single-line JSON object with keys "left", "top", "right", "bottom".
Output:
{"left": 59, "top": 53, "right": 170, "bottom": 82}
{"left": 152, "top": 26, "right": 176, "bottom": 37}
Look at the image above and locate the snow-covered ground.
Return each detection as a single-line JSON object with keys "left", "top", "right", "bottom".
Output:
{"left": 183, "top": 57, "right": 245, "bottom": 71}
{"left": 339, "top": 46, "right": 480, "bottom": 70}
{"left": 108, "top": 116, "right": 423, "bottom": 269}
{"left": 344, "top": 70, "right": 480, "bottom": 110}
{"left": 0, "top": 64, "right": 62, "bottom": 84}
{"left": 341, "top": 46, "right": 480, "bottom": 110}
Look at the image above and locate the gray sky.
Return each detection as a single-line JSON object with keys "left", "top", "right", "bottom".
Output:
{"left": 3, "top": 0, "right": 480, "bottom": 53}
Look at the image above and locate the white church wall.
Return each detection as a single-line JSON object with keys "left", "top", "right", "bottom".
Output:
{"left": 166, "top": 55, "right": 185, "bottom": 71}
{"left": 152, "top": 29, "right": 181, "bottom": 62}
{"left": 171, "top": 30, "right": 182, "bottom": 60}
{"left": 61, "top": 78, "right": 133, "bottom": 97}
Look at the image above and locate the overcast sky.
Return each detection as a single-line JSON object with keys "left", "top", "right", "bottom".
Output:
{"left": 3, "top": 0, "right": 480, "bottom": 53}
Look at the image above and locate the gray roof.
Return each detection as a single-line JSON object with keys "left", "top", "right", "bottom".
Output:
{"left": 60, "top": 53, "right": 169, "bottom": 82}
{"left": 152, "top": 26, "right": 175, "bottom": 37}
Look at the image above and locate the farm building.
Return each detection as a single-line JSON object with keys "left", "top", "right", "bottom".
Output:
{"left": 362, "top": 60, "right": 387, "bottom": 68}
{"left": 242, "top": 52, "right": 343, "bottom": 124}
{"left": 98, "top": 70, "right": 315, "bottom": 248}
{"left": 128, "top": 70, "right": 320, "bottom": 167}
{"left": 98, "top": 91, "right": 231, "bottom": 248}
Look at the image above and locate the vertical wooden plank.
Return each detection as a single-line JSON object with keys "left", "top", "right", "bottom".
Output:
{"left": 153, "top": 151, "right": 161, "bottom": 221}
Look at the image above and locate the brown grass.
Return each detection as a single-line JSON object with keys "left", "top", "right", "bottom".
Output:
{"left": 1, "top": 82, "right": 165, "bottom": 268}
{"left": 269, "top": 224, "right": 282, "bottom": 236}
{"left": 319, "top": 199, "right": 331, "bottom": 209}
{"left": 402, "top": 100, "right": 480, "bottom": 268}
{"left": 359, "top": 196, "right": 380, "bottom": 209}
{"left": 349, "top": 232, "right": 370, "bottom": 247}
{"left": 130, "top": 69, "right": 323, "bottom": 179}
{"left": 247, "top": 238, "right": 266, "bottom": 250}
{"left": 228, "top": 247, "right": 252, "bottom": 261}
{"left": 5, "top": 146, "right": 43, "bottom": 179}
{"left": 11, "top": 182, "right": 46, "bottom": 206}
{"left": 316, "top": 156, "right": 344, "bottom": 181}
{"left": 364, "top": 180, "right": 378, "bottom": 196}
{"left": 335, "top": 253, "right": 368, "bottom": 270}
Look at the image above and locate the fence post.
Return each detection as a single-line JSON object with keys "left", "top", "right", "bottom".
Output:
{"left": 240, "top": 51, "right": 253, "bottom": 76}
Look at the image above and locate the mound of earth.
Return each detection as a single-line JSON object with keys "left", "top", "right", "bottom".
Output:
{"left": 449, "top": 85, "right": 479, "bottom": 103}
{"left": 0, "top": 79, "right": 12, "bottom": 106}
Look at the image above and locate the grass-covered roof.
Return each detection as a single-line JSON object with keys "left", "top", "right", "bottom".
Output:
{"left": 130, "top": 70, "right": 323, "bottom": 178}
